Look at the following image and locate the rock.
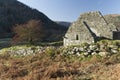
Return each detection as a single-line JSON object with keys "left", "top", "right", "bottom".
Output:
{"left": 76, "top": 52, "right": 80, "bottom": 56}
{"left": 95, "top": 48, "right": 100, "bottom": 53}
{"left": 89, "top": 45, "right": 97, "bottom": 50}
{"left": 100, "top": 44, "right": 106, "bottom": 50}
{"left": 84, "top": 52, "right": 89, "bottom": 56}
{"left": 111, "top": 49, "right": 118, "bottom": 53}
{"left": 73, "top": 47, "right": 79, "bottom": 52}
{"left": 91, "top": 52, "right": 97, "bottom": 55}
{"left": 71, "top": 51, "right": 74, "bottom": 54}
{"left": 27, "top": 49, "right": 34, "bottom": 54}
{"left": 79, "top": 47, "right": 84, "bottom": 51}
{"left": 99, "top": 52, "right": 109, "bottom": 56}
{"left": 87, "top": 49, "right": 93, "bottom": 54}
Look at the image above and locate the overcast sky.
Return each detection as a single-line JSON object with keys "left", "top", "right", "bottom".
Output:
{"left": 18, "top": 0, "right": 120, "bottom": 22}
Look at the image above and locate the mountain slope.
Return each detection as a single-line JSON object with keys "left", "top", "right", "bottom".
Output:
{"left": 56, "top": 21, "right": 71, "bottom": 27}
{"left": 0, "top": 0, "right": 67, "bottom": 41}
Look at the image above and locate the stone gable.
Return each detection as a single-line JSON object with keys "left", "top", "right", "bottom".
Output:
{"left": 64, "top": 11, "right": 119, "bottom": 46}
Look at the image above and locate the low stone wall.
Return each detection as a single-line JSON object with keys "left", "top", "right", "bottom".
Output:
{"left": 0, "top": 40, "right": 119, "bottom": 57}
{"left": 0, "top": 46, "right": 57, "bottom": 56}
{"left": 62, "top": 40, "right": 120, "bottom": 57}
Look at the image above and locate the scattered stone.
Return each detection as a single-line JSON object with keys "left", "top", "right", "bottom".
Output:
{"left": 111, "top": 49, "right": 118, "bottom": 53}
{"left": 91, "top": 52, "right": 97, "bottom": 55}
{"left": 84, "top": 52, "right": 89, "bottom": 56}
{"left": 76, "top": 52, "right": 80, "bottom": 56}
{"left": 99, "top": 52, "right": 109, "bottom": 56}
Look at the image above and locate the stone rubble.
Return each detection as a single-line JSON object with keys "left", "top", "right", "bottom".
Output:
{"left": 62, "top": 42, "right": 120, "bottom": 57}
{"left": 0, "top": 41, "right": 119, "bottom": 57}
{"left": 0, "top": 46, "right": 46, "bottom": 56}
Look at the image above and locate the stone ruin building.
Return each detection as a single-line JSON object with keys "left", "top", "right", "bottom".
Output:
{"left": 64, "top": 11, "right": 120, "bottom": 46}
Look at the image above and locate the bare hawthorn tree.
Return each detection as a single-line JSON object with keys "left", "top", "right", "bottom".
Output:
{"left": 13, "top": 20, "right": 45, "bottom": 44}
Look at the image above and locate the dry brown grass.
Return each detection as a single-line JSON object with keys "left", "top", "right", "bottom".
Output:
{"left": 0, "top": 52, "right": 120, "bottom": 80}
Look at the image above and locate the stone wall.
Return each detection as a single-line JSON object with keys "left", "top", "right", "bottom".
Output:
{"left": 63, "top": 40, "right": 120, "bottom": 57}
{"left": 104, "top": 14, "right": 120, "bottom": 31}
{"left": 64, "top": 21, "right": 95, "bottom": 46}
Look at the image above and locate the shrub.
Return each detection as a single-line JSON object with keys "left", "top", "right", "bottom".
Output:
{"left": 12, "top": 20, "right": 46, "bottom": 44}
{"left": 45, "top": 47, "right": 57, "bottom": 57}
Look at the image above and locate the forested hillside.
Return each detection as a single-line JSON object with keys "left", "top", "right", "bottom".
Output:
{"left": 0, "top": 0, "right": 67, "bottom": 41}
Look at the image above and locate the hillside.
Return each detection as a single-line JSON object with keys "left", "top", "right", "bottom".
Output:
{"left": 56, "top": 21, "right": 71, "bottom": 27}
{"left": 0, "top": 0, "right": 67, "bottom": 41}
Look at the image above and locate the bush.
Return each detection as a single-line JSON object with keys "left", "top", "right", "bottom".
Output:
{"left": 45, "top": 47, "right": 57, "bottom": 57}
{"left": 12, "top": 20, "right": 46, "bottom": 44}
